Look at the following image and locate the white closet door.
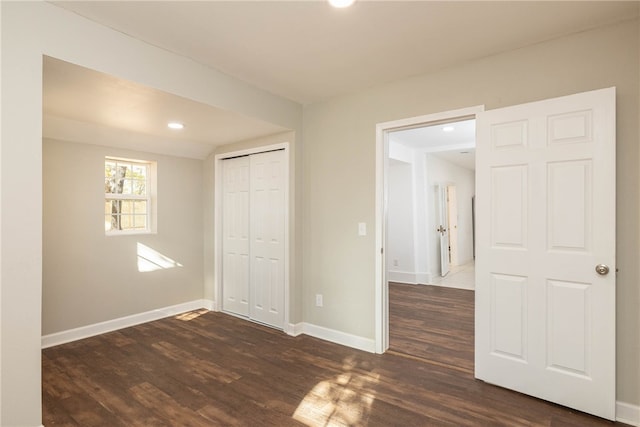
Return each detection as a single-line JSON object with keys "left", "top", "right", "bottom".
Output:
{"left": 221, "top": 156, "right": 250, "bottom": 316}
{"left": 249, "top": 150, "right": 285, "bottom": 328}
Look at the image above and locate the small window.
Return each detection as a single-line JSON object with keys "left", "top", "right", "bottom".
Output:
{"left": 105, "top": 157, "right": 154, "bottom": 235}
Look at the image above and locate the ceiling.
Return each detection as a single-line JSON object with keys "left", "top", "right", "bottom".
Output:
{"left": 43, "top": 57, "right": 288, "bottom": 159}
{"left": 390, "top": 119, "right": 476, "bottom": 170}
{"left": 44, "top": 1, "right": 638, "bottom": 158}
{"left": 51, "top": 1, "right": 638, "bottom": 105}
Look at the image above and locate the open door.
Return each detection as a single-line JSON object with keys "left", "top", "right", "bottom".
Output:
{"left": 446, "top": 185, "right": 459, "bottom": 266}
{"left": 435, "top": 184, "right": 450, "bottom": 277}
{"left": 475, "top": 88, "right": 616, "bottom": 419}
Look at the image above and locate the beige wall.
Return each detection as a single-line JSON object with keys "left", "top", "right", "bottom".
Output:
{"left": 302, "top": 19, "right": 640, "bottom": 404}
{"left": 43, "top": 139, "right": 204, "bottom": 335}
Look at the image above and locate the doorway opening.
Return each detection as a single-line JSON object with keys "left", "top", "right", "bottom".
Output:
{"left": 384, "top": 116, "right": 477, "bottom": 361}
{"left": 374, "top": 105, "right": 484, "bottom": 354}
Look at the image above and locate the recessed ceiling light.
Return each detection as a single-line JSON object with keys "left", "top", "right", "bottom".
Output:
{"left": 443, "top": 126, "right": 455, "bottom": 132}
{"left": 167, "top": 122, "right": 184, "bottom": 130}
{"left": 328, "top": 0, "right": 355, "bottom": 8}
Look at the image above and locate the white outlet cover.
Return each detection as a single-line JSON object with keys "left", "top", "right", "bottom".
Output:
{"left": 358, "top": 222, "right": 366, "bottom": 236}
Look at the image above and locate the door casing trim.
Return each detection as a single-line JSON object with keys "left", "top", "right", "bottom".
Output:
{"left": 374, "top": 105, "right": 484, "bottom": 353}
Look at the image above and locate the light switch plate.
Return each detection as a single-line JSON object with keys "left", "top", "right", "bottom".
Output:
{"left": 358, "top": 222, "right": 366, "bottom": 236}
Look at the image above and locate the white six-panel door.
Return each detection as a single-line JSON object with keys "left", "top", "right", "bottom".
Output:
{"left": 222, "top": 156, "right": 250, "bottom": 316}
{"left": 221, "top": 150, "right": 285, "bottom": 329}
{"left": 249, "top": 151, "right": 285, "bottom": 327}
{"left": 475, "top": 88, "right": 616, "bottom": 419}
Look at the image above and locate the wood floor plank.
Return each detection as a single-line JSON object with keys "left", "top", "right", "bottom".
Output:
{"left": 43, "top": 289, "right": 625, "bottom": 426}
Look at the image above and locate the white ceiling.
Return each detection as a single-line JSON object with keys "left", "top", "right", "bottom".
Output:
{"left": 390, "top": 119, "right": 476, "bottom": 170}
{"left": 43, "top": 1, "right": 638, "bottom": 159}
{"left": 43, "top": 57, "right": 288, "bottom": 159}
{"left": 51, "top": 1, "right": 638, "bottom": 105}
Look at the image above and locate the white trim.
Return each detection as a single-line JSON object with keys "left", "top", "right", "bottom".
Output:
{"left": 214, "top": 142, "right": 291, "bottom": 329}
{"left": 202, "top": 299, "right": 217, "bottom": 311}
{"left": 300, "top": 323, "right": 376, "bottom": 353}
{"left": 286, "top": 322, "right": 304, "bottom": 336}
{"left": 616, "top": 401, "right": 640, "bottom": 426}
{"left": 416, "top": 272, "right": 433, "bottom": 284}
{"left": 41, "top": 300, "right": 210, "bottom": 349}
{"left": 388, "top": 270, "right": 419, "bottom": 284}
{"left": 375, "top": 106, "right": 485, "bottom": 354}
{"left": 388, "top": 270, "right": 433, "bottom": 285}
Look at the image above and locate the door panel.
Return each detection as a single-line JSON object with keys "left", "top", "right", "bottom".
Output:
{"left": 249, "top": 150, "right": 285, "bottom": 328}
{"left": 475, "top": 88, "right": 615, "bottom": 420}
{"left": 222, "top": 156, "right": 250, "bottom": 316}
{"left": 446, "top": 186, "right": 459, "bottom": 266}
{"left": 436, "top": 184, "right": 450, "bottom": 277}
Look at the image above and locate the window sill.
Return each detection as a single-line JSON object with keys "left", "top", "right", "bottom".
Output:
{"left": 105, "top": 229, "right": 157, "bottom": 237}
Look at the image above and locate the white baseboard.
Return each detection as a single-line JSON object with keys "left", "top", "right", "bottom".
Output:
{"left": 388, "top": 270, "right": 418, "bottom": 284}
{"left": 388, "top": 270, "right": 433, "bottom": 285}
{"left": 202, "top": 299, "right": 217, "bottom": 311}
{"left": 298, "top": 322, "right": 375, "bottom": 353}
{"left": 286, "top": 322, "right": 304, "bottom": 336}
{"left": 428, "top": 281, "right": 475, "bottom": 291}
{"left": 42, "top": 299, "right": 211, "bottom": 349}
{"left": 416, "top": 272, "right": 433, "bottom": 284}
{"left": 617, "top": 401, "right": 640, "bottom": 426}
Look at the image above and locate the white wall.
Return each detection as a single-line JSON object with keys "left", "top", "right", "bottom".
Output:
{"left": 302, "top": 19, "right": 639, "bottom": 406}
{"left": 42, "top": 139, "right": 204, "bottom": 335}
{"left": 425, "top": 154, "right": 475, "bottom": 276}
{"left": 387, "top": 160, "right": 416, "bottom": 281}
{"left": 1, "top": 2, "right": 302, "bottom": 425}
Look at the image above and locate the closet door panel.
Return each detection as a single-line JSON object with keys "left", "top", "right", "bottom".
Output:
{"left": 249, "top": 150, "right": 285, "bottom": 327}
{"left": 221, "top": 156, "right": 250, "bottom": 316}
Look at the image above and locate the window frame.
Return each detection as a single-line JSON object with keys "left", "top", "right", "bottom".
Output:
{"left": 104, "top": 156, "right": 157, "bottom": 236}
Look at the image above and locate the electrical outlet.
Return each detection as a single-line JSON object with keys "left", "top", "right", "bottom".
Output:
{"left": 393, "top": 259, "right": 399, "bottom": 267}
{"left": 315, "top": 294, "right": 323, "bottom": 307}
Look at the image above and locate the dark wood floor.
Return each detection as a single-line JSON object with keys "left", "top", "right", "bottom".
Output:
{"left": 389, "top": 282, "right": 474, "bottom": 374}
{"left": 43, "top": 289, "right": 623, "bottom": 426}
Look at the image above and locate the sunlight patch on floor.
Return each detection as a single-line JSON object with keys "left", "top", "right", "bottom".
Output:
{"left": 293, "top": 356, "right": 380, "bottom": 426}
{"left": 175, "top": 309, "right": 208, "bottom": 321}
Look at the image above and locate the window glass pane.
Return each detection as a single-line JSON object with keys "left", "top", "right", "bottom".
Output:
{"left": 134, "top": 200, "right": 147, "bottom": 214}
{"left": 120, "top": 215, "right": 132, "bottom": 229}
{"left": 105, "top": 161, "right": 116, "bottom": 178}
{"left": 124, "top": 164, "right": 134, "bottom": 178}
{"left": 121, "top": 200, "right": 133, "bottom": 214}
{"left": 109, "top": 200, "right": 122, "bottom": 214}
{"left": 105, "top": 213, "right": 120, "bottom": 231}
{"left": 123, "top": 179, "right": 132, "bottom": 195}
{"left": 133, "top": 180, "right": 146, "bottom": 196}
{"left": 106, "top": 165, "right": 127, "bottom": 194}
{"left": 133, "top": 215, "right": 147, "bottom": 229}
{"left": 105, "top": 163, "right": 115, "bottom": 193}
{"left": 132, "top": 165, "right": 147, "bottom": 179}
